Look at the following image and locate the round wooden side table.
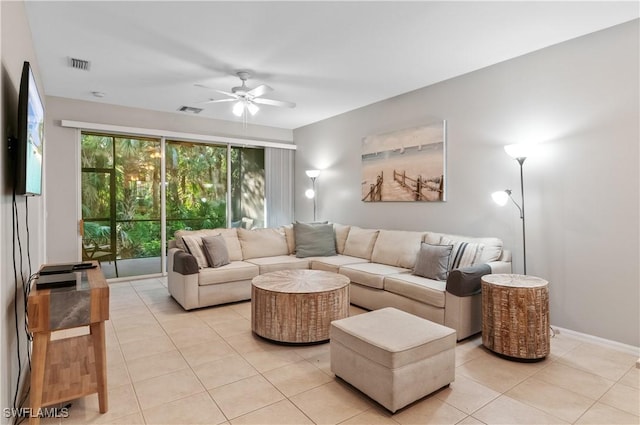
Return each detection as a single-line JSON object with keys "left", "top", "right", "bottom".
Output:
{"left": 251, "top": 269, "right": 350, "bottom": 343}
{"left": 481, "top": 273, "right": 549, "bottom": 360}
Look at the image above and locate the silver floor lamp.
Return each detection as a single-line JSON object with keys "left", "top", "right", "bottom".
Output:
{"left": 492, "top": 144, "right": 532, "bottom": 275}
{"left": 305, "top": 170, "right": 320, "bottom": 221}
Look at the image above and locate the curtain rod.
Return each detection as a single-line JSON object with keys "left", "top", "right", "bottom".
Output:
{"left": 60, "top": 120, "right": 296, "bottom": 150}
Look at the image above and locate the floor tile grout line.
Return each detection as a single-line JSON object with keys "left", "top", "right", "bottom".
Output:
{"left": 110, "top": 294, "right": 161, "bottom": 425}
{"left": 593, "top": 378, "right": 640, "bottom": 418}
{"left": 118, "top": 292, "right": 206, "bottom": 421}
{"left": 164, "top": 303, "right": 245, "bottom": 424}
{"left": 105, "top": 276, "right": 637, "bottom": 425}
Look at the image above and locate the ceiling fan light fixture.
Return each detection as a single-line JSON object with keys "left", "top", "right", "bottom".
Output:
{"left": 247, "top": 102, "right": 259, "bottom": 116}
{"left": 232, "top": 101, "right": 244, "bottom": 117}
{"left": 196, "top": 71, "right": 294, "bottom": 120}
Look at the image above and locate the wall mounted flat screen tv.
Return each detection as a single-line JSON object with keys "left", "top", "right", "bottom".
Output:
{"left": 16, "top": 61, "right": 44, "bottom": 196}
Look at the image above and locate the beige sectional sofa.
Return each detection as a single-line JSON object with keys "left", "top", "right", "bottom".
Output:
{"left": 167, "top": 224, "right": 511, "bottom": 340}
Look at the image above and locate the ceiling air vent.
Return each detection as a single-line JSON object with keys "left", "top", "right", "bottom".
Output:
{"left": 178, "top": 106, "right": 203, "bottom": 114}
{"left": 69, "top": 57, "right": 90, "bottom": 71}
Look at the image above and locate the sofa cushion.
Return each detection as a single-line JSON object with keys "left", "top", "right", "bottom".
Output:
{"left": 181, "top": 235, "right": 209, "bottom": 268}
{"left": 384, "top": 273, "right": 447, "bottom": 308}
{"left": 175, "top": 228, "right": 243, "bottom": 261}
{"left": 425, "top": 232, "right": 503, "bottom": 263}
{"left": 309, "top": 255, "right": 370, "bottom": 273}
{"left": 340, "top": 262, "right": 410, "bottom": 290}
{"left": 283, "top": 224, "right": 296, "bottom": 255}
{"left": 413, "top": 243, "right": 453, "bottom": 281}
{"left": 343, "top": 227, "right": 379, "bottom": 260}
{"left": 201, "top": 235, "right": 230, "bottom": 268}
{"left": 244, "top": 255, "right": 310, "bottom": 274}
{"left": 333, "top": 224, "right": 351, "bottom": 255}
{"left": 198, "top": 261, "right": 259, "bottom": 286}
{"left": 238, "top": 227, "right": 289, "bottom": 259}
{"left": 371, "top": 230, "right": 424, "bottom": 269}
{"left": 294, "top": 222, "right": 337, "bottom": 258}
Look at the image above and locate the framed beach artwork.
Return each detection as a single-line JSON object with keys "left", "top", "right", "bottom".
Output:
{"left": 361, "top": 121, "right": 446, "bottom": 202}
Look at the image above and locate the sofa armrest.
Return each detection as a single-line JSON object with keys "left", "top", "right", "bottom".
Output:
{"left": 172, "top": 249, "right": 199, "bottom": 275}
{"left": 487, "top": 260, "right": 512, "bottom": 275}
{"left": 168, "top": 248, "right": 199, "bottom": 310}
{"left": 446, "top": 263, "right": 491, "bottom": 297}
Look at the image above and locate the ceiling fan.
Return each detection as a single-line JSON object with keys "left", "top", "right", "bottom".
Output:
{"left": 196, "top": 71, "right": 296, "bottom": 117}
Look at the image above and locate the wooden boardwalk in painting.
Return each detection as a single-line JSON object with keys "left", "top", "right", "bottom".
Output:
{"left": 362, "top": 170, "right": 444, "bottom": 202}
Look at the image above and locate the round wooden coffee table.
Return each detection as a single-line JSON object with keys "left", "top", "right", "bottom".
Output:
{"left": 481, "top": 273, "right": 549, "bottom": 360}
{"left": 251, "top": 269, "right": 350, "bottom": 343}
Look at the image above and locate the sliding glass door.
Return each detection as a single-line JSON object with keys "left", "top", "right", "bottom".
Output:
{"left": 81, "top": 133, "right": 266, "bottom": 279}
{"left": 81, "top": 134, "right": 161, "bottom": 278}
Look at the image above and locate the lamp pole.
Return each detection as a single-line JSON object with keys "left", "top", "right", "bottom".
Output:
{"left": 311, "top": 176, "right": 317, "bottom": 221}
{"left": 516, "top": 157, "right": 527, "bottom": 275}
{"left": 305, "top": 170, "right": 321, "bottom": 222}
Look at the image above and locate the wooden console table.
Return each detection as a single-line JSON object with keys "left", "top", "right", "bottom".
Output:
{"left": 481, "top": 273, "right": 549, "bottom": 360}
{"left": 27, "top": 263, "right": 109, "bottom": 425}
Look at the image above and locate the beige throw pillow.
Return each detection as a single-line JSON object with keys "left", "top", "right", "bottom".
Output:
{"left": 181, "top": 235, "right": 208, "bottom": 269}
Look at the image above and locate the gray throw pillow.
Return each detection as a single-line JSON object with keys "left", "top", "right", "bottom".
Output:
{"left": 294, "top": 222, "right": 337, "bottom": 258}
{"left": 201, "top": 235, "right": 230, "bottom": 268}
{"left": 413, "top": 242, "right": 453, "bottom": 281}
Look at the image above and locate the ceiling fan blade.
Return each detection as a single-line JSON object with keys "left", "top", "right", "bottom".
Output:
{"left": 247, "top": 84, "right": 273, "bottom": 98}
{"left": 194, "top": 83, "right": 216, "bottom": 90}
{"left": 195, "top": 84, "right": 238, "bottom": 99}
{"left": 253, "top": 98, "right": 296, "bottom": 108}
{"left": 199, "top": 98, "right": 236, "bottom": 104}
{"left": 213, "top": 89, "right": 238, "bottom": 99}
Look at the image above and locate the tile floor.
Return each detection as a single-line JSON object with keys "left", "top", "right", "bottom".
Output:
{"left": 41, "top": 277, "right": 639, "bottom": 425}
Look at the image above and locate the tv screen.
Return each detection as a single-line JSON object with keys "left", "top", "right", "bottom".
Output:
{"left": 16, "top": 61, "right": 44, "bottom": 196}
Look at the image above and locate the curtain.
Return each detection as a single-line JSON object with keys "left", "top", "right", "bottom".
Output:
{"left": 265, "top": 148, "right": 294, "bottom": 227}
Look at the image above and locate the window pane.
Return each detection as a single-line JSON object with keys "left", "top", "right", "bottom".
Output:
{"left": 81, "top": 133, "right": 161, "bottom": 278}
{"left": 231, "top": 147, "right": 265, "bottom": 229}
{"left": 114, "top": 138, "right": 161, "bottom": 260}
{"left": 81, "top": 171, "right": 110, "bottom": 219}
{"left": 166, "top": 141, "right": 227, "bottom": 235}
{"left": 81, "top": 134, "right": 113, "bottom": 168}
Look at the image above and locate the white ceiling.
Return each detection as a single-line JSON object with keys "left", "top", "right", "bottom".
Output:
{"left": 25, "top": 1, "right": 638, "bottom": 130}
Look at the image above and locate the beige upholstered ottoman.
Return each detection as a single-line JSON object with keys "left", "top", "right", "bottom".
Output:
{"left": 330, "top": 307, "right": 456, "bottom": 413}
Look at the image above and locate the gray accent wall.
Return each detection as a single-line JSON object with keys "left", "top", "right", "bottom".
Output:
{"left": 293, "top": 21, "right": 639, "bottom": 346}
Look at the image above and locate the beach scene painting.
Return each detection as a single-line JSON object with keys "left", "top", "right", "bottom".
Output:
{"left": 361, "top": 121, "right": 446, "bottom": 202}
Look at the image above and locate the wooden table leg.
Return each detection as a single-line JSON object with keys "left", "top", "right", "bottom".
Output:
{"left": 29, "top": 332, "right": 49, "bottom": 425}
{"left": 90, "top": 322, "right": 108, "bottom": 413}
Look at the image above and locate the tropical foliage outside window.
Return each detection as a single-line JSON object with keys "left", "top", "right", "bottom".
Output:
{"left": 165, "top": 141, "right": 228, "bottom": 239}
{"left": 81, "top": 133, "right": 265, "bottom": 271}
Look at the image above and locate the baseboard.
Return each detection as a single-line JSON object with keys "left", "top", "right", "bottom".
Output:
{"left": 552, "top": 325, "right": 639, "bottom": 356}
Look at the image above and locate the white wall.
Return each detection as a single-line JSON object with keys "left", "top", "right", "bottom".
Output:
{"left": 1, "top": 1, "right": 46, "bottom": 421}
{"left": 293, "top": 21, "right": 639, "bottom": 347}
{"left": 44, "top": 96, "right": 293, "bottom": 263}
